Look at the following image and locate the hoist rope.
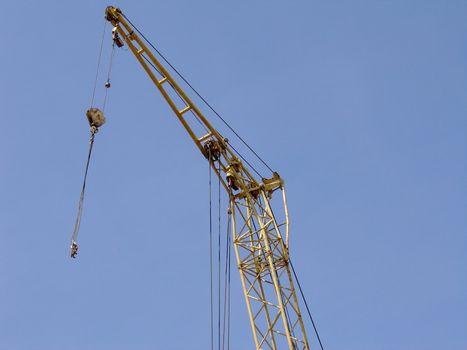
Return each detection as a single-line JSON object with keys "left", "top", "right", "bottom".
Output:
{"left": 103, "top": 43, "right": 116, "bottom": 113}
{"left": 122, "top": 13, "right": 275, "bottom": 175}
{"left": 222, "top": 212, "right": 232, "bottom": 350}
{"left": 208, "top": 154, "right": 214, "bottom": 350}
{"left": 217, "top": 161, "right": 222, "bottom": 350}
{"left": 90, "top": 21, "right": 107, "bottom": 107}
{"left": 209, "top": 154, "right": 231, "bottom": 350}
{"left": 140, "top": 52, "right": 263, "bottom": 178}
{"left": 135, "top": 22, "right": 264, "bottom": 178}
{"left": 71, "top": 127, "right": 98, "bottom": 247}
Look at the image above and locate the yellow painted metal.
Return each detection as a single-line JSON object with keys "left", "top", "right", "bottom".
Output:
{"left": 105, "top": 6, "right": 310, "bottom": 349}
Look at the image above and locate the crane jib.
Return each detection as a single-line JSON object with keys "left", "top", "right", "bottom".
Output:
{"left": 72, "top": 6, "right": 316, "bottom": 350}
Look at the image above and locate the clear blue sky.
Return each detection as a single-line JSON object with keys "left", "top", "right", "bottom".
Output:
{"left": 1, "top": 1, "right": 466, "bottom": 349}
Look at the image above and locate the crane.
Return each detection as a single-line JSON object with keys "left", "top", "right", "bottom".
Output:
{"left": 91, "top": 6, "right": 312, "bottom": 350}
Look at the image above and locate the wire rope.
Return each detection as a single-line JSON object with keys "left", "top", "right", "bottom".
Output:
{"left": 103, "top": 43, "right": 116, "bottom": 113}
{"left": 121, "top": 13, "right": 275, "bottom": 175}
{"left": 227, "top": 230, "right": 231, "bottom": 350}
{"left": 217, "top": 160, "right": 222, "bottom": 350}
{"left": 208, "top": 154, "right": 214, "bottom": 350}
{"left": 117, "top": 14, "right": 329, "bottom": 350}
{"left": 70, "top": 128, "right": 98, "bottom": 257}
{"left": 222, "top": 213, "right": 232, "bottom": 350}
{"left": 289, "top": 259, "right": 326, "bottom": 350}
{"left": 264, "top": 202, "right": 326, "bottom": 350}
{"left": 132, "top": 18, "right": 265, "bottom": 178}
{"left": 90, "top": 21, "right": 107, "bottom": 107}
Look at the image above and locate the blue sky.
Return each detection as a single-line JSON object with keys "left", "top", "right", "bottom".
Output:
{"left": 1, "top": 1, "right": 466, "bottom": 349}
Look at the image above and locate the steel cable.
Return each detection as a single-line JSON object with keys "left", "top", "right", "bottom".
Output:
{"left": 70, "top": 128, "right": 98, "bottom": 257}
{"left": 90, "top": 21, "right": 107, "bottom": 107}
{"left": 121, "top": 13, "right": 275, "bottom": 175}
{"left": 265, "top": 201, "right": 326, "bottom": 350}
{"left": 102, "top": 43, "right": 116, "bottom": 113}
{"left": 217, "top": 161, "right": 222, "bottom": 350}
{"left": 222, "top": 213, "right": 232, "bottom": 350}
{"left": 289, "top": 259, "right": 326, "bottom": 350}
{"left": 208, "top": 154, "right": 214, "bottom": 350}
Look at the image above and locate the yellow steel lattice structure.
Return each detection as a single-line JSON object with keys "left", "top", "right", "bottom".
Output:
{"left": 105, "top": 6, "right": 310, "bottom": 349}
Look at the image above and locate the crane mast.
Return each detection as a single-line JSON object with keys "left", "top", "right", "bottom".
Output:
{"left": 105, "top": 6, "right": 310, "bottom": 349}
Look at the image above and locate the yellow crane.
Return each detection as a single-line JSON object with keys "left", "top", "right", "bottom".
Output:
{"left": 85, "top": 6, "right": 313, "bottom": 350}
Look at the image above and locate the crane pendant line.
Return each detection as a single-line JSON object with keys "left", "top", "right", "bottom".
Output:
{"left": 105, "top": 6, "right": 310, "bottom": 350}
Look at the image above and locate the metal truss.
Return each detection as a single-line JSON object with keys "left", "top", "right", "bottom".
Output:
{"left": 105, "top": 7, "right": 311, "bottom": 349}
